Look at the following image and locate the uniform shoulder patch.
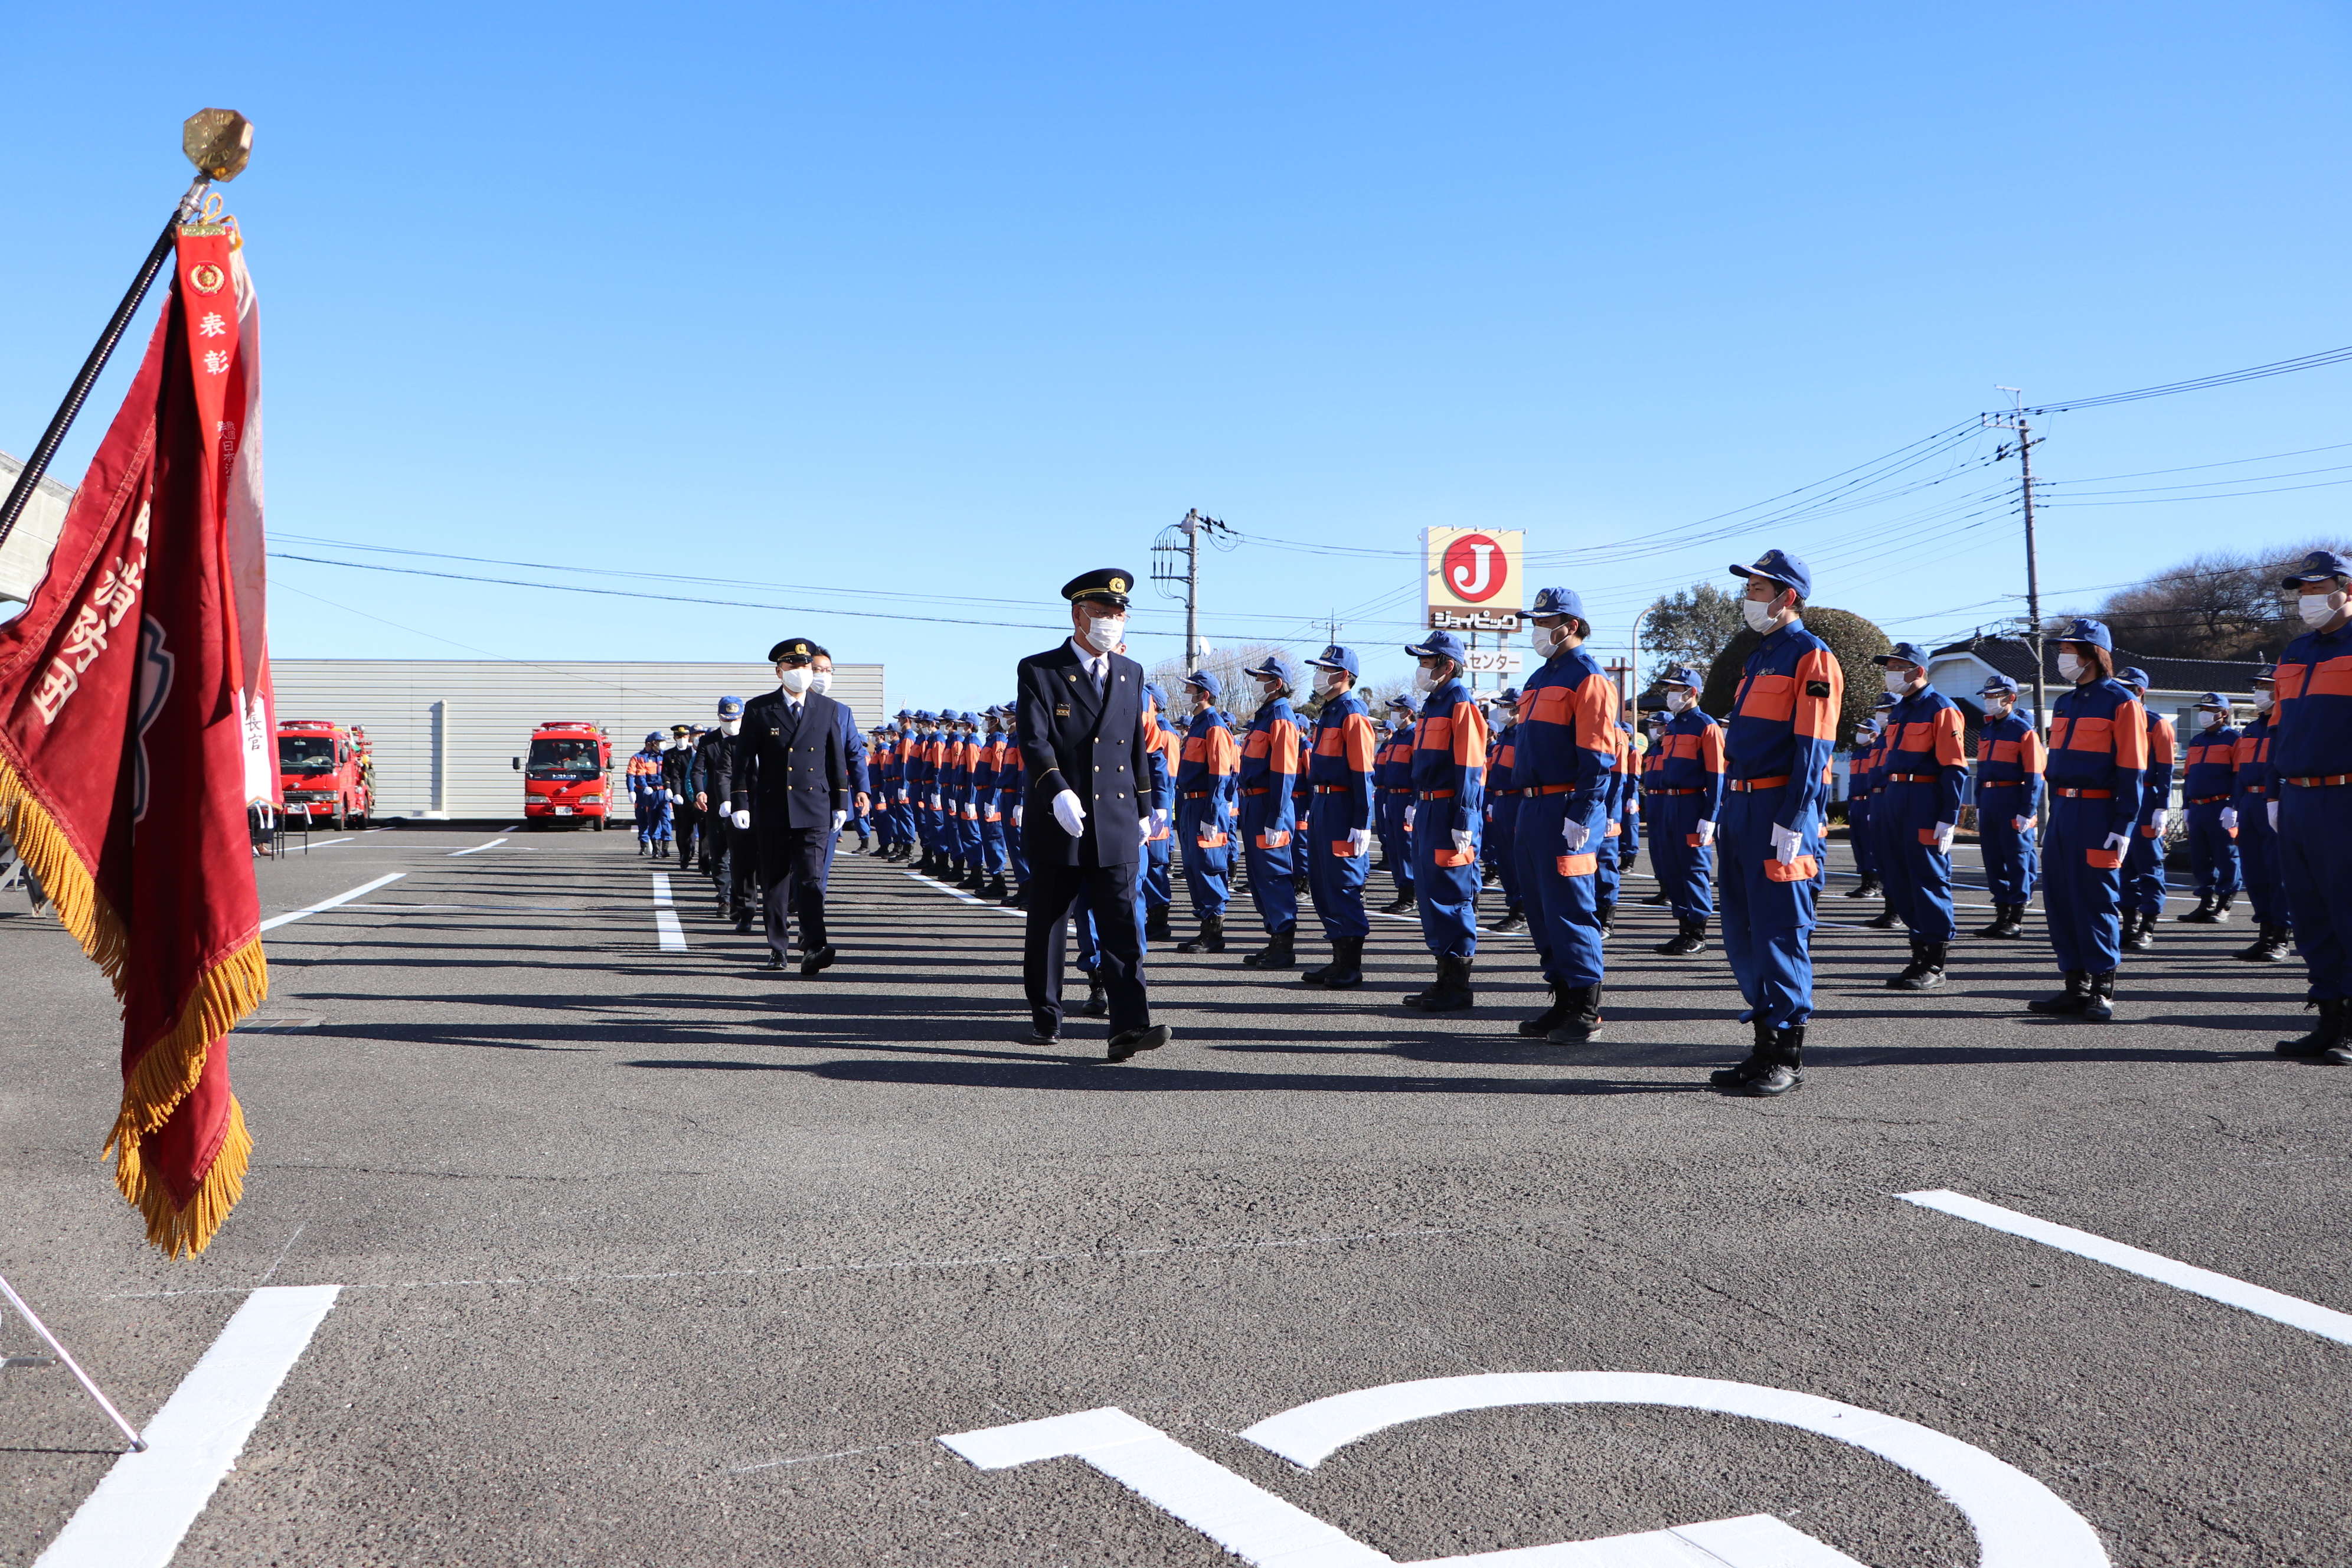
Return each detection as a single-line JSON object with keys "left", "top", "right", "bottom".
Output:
{"left": 1804, "top": 679, "right": 1832, "bottom": 698}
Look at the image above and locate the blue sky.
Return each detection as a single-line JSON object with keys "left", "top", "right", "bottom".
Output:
{"left": 9, "top": 2, "right": 2350, "bottom": 708}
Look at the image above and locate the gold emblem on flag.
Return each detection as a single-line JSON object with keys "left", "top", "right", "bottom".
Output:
{"left": 188, "top": 262, "right": 227, "bottom": 295}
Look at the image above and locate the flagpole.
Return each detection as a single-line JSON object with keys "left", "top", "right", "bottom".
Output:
{"left": 0, "top": 110, "right": 251, "bottom": 556}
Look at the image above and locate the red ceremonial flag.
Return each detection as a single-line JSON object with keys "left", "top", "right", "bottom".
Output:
{"left": 0, "top": 221, "right": 267, "bottom": 1256}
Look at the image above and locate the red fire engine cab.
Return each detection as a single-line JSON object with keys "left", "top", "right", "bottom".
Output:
{"left": 276, "top": 720, "right": 373, "bottom": 829}
{"left": 517, "top": 721, "right": 612, "bottom": 828}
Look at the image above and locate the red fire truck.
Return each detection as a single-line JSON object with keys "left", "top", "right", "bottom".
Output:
{"left": 276, "top": 720, "right": 374, "bottom": 829}
{"left": 517, "top": 721, "right": 613, "bottom": 828}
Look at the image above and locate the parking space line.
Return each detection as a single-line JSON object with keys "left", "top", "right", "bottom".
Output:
{"left": 258, "top": 873, "right": 407, "bottom": 933}
{"left": 652, "top": 873, "right": 687, "bottom": 951}
{"left": 1902, "top": 1189, "right": 2352, "bottom": 1347}
{"left": 33, "top": 1285, "right": 341, "bottom": 1568}
{"left": 296, "top": 836, "right": 353, "bottom": 850}
{"left": 446, "top": 837, "right": 509, "bottom": 857}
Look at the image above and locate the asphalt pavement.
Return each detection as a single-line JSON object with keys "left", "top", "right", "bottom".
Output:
{"left": 4, "top": 822, "right": 2348, "bottom": 1566}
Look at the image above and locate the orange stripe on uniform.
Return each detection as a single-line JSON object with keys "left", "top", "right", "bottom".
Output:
{"left": 1793, "top": 649, "right": 1840, "bottom": 741}
{"left": 1450, "top": 701, "right": 1487, "bottom": 769}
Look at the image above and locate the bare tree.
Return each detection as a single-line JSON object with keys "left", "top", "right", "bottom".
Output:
{"left": 2092, "top": 537, "right": 2352, "bottom": 661}
{"left": 1639, "top": 582, "right": 1746, "bottom": 685}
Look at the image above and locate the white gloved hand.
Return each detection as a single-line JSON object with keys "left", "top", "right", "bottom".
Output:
{"left": 2269, "top": 799, "right": 2280, "bottom": 831}
{"left": 930, "top": 792, "right": 942, "bottom": 809}
{"left": 833, "top": 809, "right": 848, "bottom": 831}
{"left": 1696, "top": 819, "right": 1716, "bottom": 848}
{"left": 1138, "top": 814, "right": 1154, "bottom": 847}
{"left": 897, "top": 788, "right": 909, "bottom": 804}
{"left": 731, "top": 809, "right": 750, "bottom": 829}
{"left": 2220, "top": 806, "right": 2239, "bottom": 831}
{"left": 2103, "top": 831, "right": 2129, "bottom": 855}
{"left": 668, "top": 790, "right": 681, "bottom": 805}
{"left": 1561, "top": 815, "right": 1590, "bottom": 851}
{"left": 1348, "top": 827, "right": 1373, "bottom": 858}
{"left": 2146, "top": 808, "right": 2168, "bottom": 837}
{"left": 1769, "top": 822, "right": 1804, "bottom": 864}
{"left": 1451, "top": 828, "right": 1475, "bottom": 856}
{"left": 1932, "top": 820, "right": 1955, "bottom": 855}
{"left": 1196, "top": 831, "right": 1216, "bottom": 848}
{"left": 1051, "top": 789, "right": 1086, "bottom": 837}
{"left": 2013, "top": 814, "right": 2034, "bottom": 833}
{"left": 1404, "top": 804, "right": 1415, "bottom": 831}
{"left": 1151, "top": 807, "right": 1169, "bottom": 835}
{"left": 1012, "top": 806, "right": 1023, "bottom": 827}
{"left": 965, "top": 804, "right": 979, "bottom": 820}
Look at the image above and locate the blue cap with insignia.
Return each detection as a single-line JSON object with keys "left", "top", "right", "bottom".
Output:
{"left": 1873, "top": 641, "right": 1932, "bottom": 668}
{"left": 1661, "top": 665, "right": 1703, "bottom": 690}
{"left": 1530, "top": 587, "right": 1585, "bottom": 620}
{"left": 1730, "top": 548, "right": 1811, "bottom": 599}
{"left": 1404, "top": 629, "right": 1469, "bottom": 662}
{"left": 1387, "top": 693, "right": 1419, "bottom": 714}
{"left": 1306, "top": 644, "right": 1359, "bottom": 677}
{"left": 716, "top": 695, "right": 744, "bottom": 718}
{"left": 644, "top": 731, "right": 663, "bottom": 744}
{"left": 1977, "top": 674, "right": 2019, "bottom": 698}
{"left": 1184, "top": 669, "right": 1221, "bottom": 698}
{"left": 2195, "top": 691, "right": 2229, "bottom": 710}
{"left": 1142, "top": 681, "right": 1167, "bottom": 710}
{"left": 2057, "top": 616, "right": 2113, "bottom": 652}
{"left": 2114, "top": 668, "right": 2148, "bottom": 692}
{"left": 1244, "top": 653, "right": 1301, "bottom": 688}
{"left": 1494, "top": 685, "right": 1521, "bottom": 705}
{"left": 2281, "top": 548, "right": 2352, "bottom": 587}
{"left": 1872, "top": 692, "right": 1898, "bottom": 710}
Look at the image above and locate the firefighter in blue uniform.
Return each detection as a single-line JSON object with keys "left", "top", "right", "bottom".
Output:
{"left": 2268, "top": 551, "right": 2352, "bottom": 1061}
{"left": 1635, "top": 709, "right": 1671, "bottom": 906}
{"left": 1172, "top": 671, "right": 1240, "bottom": 953}
{"left": 998, "top": 702, "right": 1030, "bottom": 905}
{"left": 1484, "top": 688, "right": 1526, "bottom": 934}
{"left": 890, "top": 710, "right": 919, "bottom": 859}
{"left": 2232, "top": 667, "right": 2291, "bottom": 962}
{"left": 905, "top": 712, "right": 936, "bottom": 874}
{"left": 1970, "top": 674, "right": 2043, "bottom": 939}
{"left": 1645, "top": 667, "right": 1724, "bottom": 956}
{"left": 1508, "top": 591, "right": 1619, "bottom": 1040}
{"left": 974, "top": 707, "right": 1012, "bottom": 900}
{"left": 2026, "top": 618, "right": 2147, "bottom": 1023}
{"left": 1292, "top": 721, "right": 1316, "bottom": 899}
{"left": 2175, "top": 692, "right": 2242, "bottom": 925}
{"left": 2115, "top": 670, "right": 2175, "bottom": 953}
{"left": 1236, "top": 655, "right": 1305, "bottom": 969}
{"left": 1591, "top": 719, "right": 1631, "bottom": 935}
{"left": 1860, "top": 691, "right": 1905, "bottom": 929}
{"left": 629, "top": 731, "right": 672, "bottom": 856}
{"left": 1298, "top": 646, "right": 1378, "bottom": 987}
{"left": 1844, "top": 713, "right": 1881, "bottom": 901}
{"left": 1376, "top": 696, "right": 1419, "bottom": 913}
{"left": 1710, "top": 550, "right": 1843, "bottom": 1096}
{"left": 1141, "top": 683, "right": 1181, "bottom": 941}
{"left": 1870, "top": 642, "right": 1968, "bottom": 990}
{"left": 1400, "top": 630, "right": 1489, "bottom": 1011}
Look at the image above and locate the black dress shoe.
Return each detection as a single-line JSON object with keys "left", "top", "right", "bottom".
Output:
{"left": 765, "top": 951, "right": 787, "bottom": 970}
{"left": 800, "top": 943, "right": 838, "bottom": 976}
{"left": 1106, "top": 1024, "right": 1172, "bottom": 1062}
{"left": 1025, "top": 1012, "right": 1060, "bottom": 1045}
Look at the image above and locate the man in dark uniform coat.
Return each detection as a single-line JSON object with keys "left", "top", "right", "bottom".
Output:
{"left": 730, "top": 637, "right": 851, "bottom": 975}
{"left": 1015, "top": 568, "right": 1172, "bottom": 1061}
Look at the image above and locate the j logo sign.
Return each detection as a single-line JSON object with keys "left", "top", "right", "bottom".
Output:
{"left": 1424, "top": 528, "right": 1523, "bottom": 616}
{"left": 942, "top": 1371, "right": 2107, "bottom": 1567}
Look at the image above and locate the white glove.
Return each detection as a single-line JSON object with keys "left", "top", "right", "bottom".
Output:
{"left": 1151, "top": 807, "right": 1169, "bottom": 835}
{"left": 731, "top": 809, "right": 750, "bottom": 829}
{"left": 1404, "top": 804, "right": 1415, "bottom": 831}
{"left": 1932, "top": 820, "right": 1955, "bottom": 855}
{"left": 1561, "top": 815, "right": 1590, "bottom": 851}
{"left": 897, "top": 788, "right": 909, "bottom": 804}
{"left": 1051, "top": 789, "right": 1086, "bottom": 837}
{"left": 2220, "top": 806, "right": 2239, "bottom": 831}
{"left": 2013, "top": 814, "right": 2033, "bottom": 833}
{"left": 832, "top": 809, "right": 848, "bottom": 831}
{"left": 1347, "top": 827, "right": 1373, "bottom": 858}
{"left": 1451, "top": 828, "right": 1475, "bottom": 856}
{"left": 1696, "top": 819, "right": 1716, "bottom": 848}
{"left": 965, "top": 804, "right": 979, "bottom": 820}
{"left": 1196, "top": 831, "right": 1217, "bottom": 848}
{"left": 668, "top": 790, "right": 681, "bottom": 804}
{"left": 2102, "top": 831, "right": 2128, "bottom": 855}
{"left": 930, "top": 792, "right": 942, "bottom": 809}
{"left": 2268, "top": 799, "right": 2279, "bottom": 831}
{"left": 2145, "top": 808, "right": 2168, "bottom": 837}
{"left": 1769, "top": 822, "right": 1804, "bottom": 864}
{"left": 1138, "top": 814, "right": 1154, "bottom": 847}
{"left": 1012, "top": 806, "right": 1023, "bottom": 827}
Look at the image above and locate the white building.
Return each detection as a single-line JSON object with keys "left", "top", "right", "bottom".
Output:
{"left": 0, "top": 449, "right": 76, "bottom": 607}
{"left": 1924, "top": 635, "right": 2268, "bottom": 733}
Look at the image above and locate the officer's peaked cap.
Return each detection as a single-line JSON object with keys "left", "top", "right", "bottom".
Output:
{"left": 1305, "top": 644, "right": 1360, "bottom": 677}
{"left": 1405, "top": 629, "right": 1469, "bottom": 663}
{"left": 1873, "top": 641, "right": 1931, "bottom": 668}
{"left": 1730, "top": 549, "right": 1811, "bottom": 600}
{"left": 1244, "top": 653, "right": 1302, "bottom": 688}
{"left": 1061, "top": 567, "right": 1135, "bottom": 607}
{"left": 717, "top": 695, "right": 745, "bottom": 718}
{"left": 2195, "top": 691, "right": 2229, "bottom": 710}
{"left": 1662, "top": 665, "right": 1703, "bottom": 690}
{"left": 1977, "top": 674, "right": 2019, "bottom": 697}
{"left": 671, "top": 723, "right": 693, "bottom": 733}
{"left": 768, "top": 638, "right": 816, "bottom": 662}
{"left": 2115, "top": 668, "right": 2150, "bottom": 691}
{"left": 2280, "top": 548, "right": 2352, "bottom": 587}
{"left": 1182, "top": 669, "right": 1221, "bottom": 697}
{"left": 1530, "top": 587, "right": 1585, "bottom": 621}
{"left": 2056, "top": 617, "right": 2113, "bottom": 652}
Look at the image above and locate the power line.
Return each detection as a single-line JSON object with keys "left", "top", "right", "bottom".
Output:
{"left": 2014, "top": 344, "right": 2352, "bottom": 416}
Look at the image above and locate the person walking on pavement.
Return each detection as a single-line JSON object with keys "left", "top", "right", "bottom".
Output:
{"left": 629, "top": 731, "right": 671, "bottom": 857}
{"left": 663, "top": 726, "right": 701, "bottom": 869}
{"left": 1140, "top": 684, "right": 1182, "bottom": 941}
{"left": 2232, "top": 666, "right": 2292, "bottom": 962}
{"left": 808, "top": 647, "right": 870, "bottom": 890}
{"left": 1709, "top": 550, "right": 1843, "bottom": 1096}
{"left": 2175, "top": 692, "right": 2243, "bottom": 925}
{"left": 730, "top": 638, "right": 851, "bottom": 975}
{"left": 2116, "top": 668, "right": 2175, "bottom": 953}
{"left": 1376, "top": 696, "right": 1420, "bottom": 914}
{"left": 2266, "top": 551, "right": 2352, "bottom": 1062}
{"left": 1595, "top": 717, "right": 1638, "bottom": 936}
{"left": 1507, "top": 590, "right": 1616, "bottom": 1040}
{"left": 1644, "top": 667, "right": 1724, "bottom": 956}
{"left": 1173, "top": 671, "right": 1240, "bottom": 953}
{"left": 1485, "top": 688, "right": 1527, "bottom": 934}
{"left": 1296, "top": 646, "right": 1378, "bottom": 988}
{"left": 2025, "top": 619, "right": 2147, "bottom": 1023}
{"left": 1013, "top": 567, "right": 1170, "bottom": 1061}
{"left": 1971, "top": 675, "right": 2043, "bottom": 939}
{"left": 1236, "top": 655, "right": 1305, "bottom": 971}
{"left": 694, "top": 702, "right": 745, "bottom": 917}
{"left": 1398, "top": 631, "right": 1491, "bottom": 1012}
{"left": 1870, "top": 642, "right": 1968, "bottom": 991}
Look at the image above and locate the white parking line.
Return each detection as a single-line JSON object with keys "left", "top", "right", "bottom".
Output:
{"left": 447, "top": 837, "right": 509, "bottom": 857}
{"left": 1902, "top": 1189, "right": 2352, "bottom": 1347}
{"left": 298, "top": 837, "right": 353, "bottom": 850}
{"left": 900, "top": 868, "right": 1023, "bottom": 916}
{"left": 258, "top": 873, "right": 407, "bottom": 933}
{"left": 652, "top": 873, "right": 687, "bottom": 950}
{"left": 33, "top": 1285, "right": 341, "bottom": 1568}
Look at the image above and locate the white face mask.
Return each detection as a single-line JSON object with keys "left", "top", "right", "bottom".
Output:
{"left": 2298, "top": 587, "right": 2348, "bottom": 628}
{"left": 1667, "top": 690, "right": 1694, "bottom": 714}
{"left": 1413, "top": 665, "right": 1441, "bottom": 694}
{"left": 1982, "top": 699, "right": 2012, "bottom": 723}
{"left": 1531, "top": 623, "right": 1563, "bottom": 658}
{"left": 2255, "top": 688, "right": 2275, "bottom": 713}
{"left": 1315, "top": 669, "right": 1347, "bottom": 697}
{"left": 2055, "top": 652, "right": 2083, "bottom": 683}
{"left": 810, "top": 670, "right": 833, "bottom": 696}
{"left": 720, "top": 718, "right": 741, "bottom": 736}
{"left": 779, "top": 667, "right": 814, "bottom": 696}
{"left": 1882, "top": 669, "right": 1912, "bottom": 697}
{"left": 1080, "top": 615, "right": 1126, "bottom": 654}
{"left": 1741, "top": 594, "right": 1781, "bottom": 634}
{"left": 2200, "top": 710, "right": 2224, "bottom": 730}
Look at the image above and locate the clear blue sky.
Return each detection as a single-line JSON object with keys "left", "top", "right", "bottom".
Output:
{"left": 9, "top": 2, "right": 2350, "bottom": 708}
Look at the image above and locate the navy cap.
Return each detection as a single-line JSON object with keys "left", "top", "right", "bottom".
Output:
{"left": 1184, "top": 669, "right": 1222, "bottom": 698}
{"left": 2255, "top": 663, "right": 2279, "bottom": 682}
{"left": 2113, "top": 668, "right": 2148, "bottom": 692}
{"left": 644, "top": 731, "right": 663, "bottom": 744}
{"left": 1306, "top": 644, "right": 1360, "bottom": 677}
{"left": 2056, "top": 616, "right": 2113, "bottom": 652}
{"left": 1494, "top": 685, "right": 1521, "bottom": 705}
{"left": 717, "top": 695, "right": 744, "bottom": 718}
{"left": 1661, "top": 665, "right": 1703, "bottom": 690}
{"left": 1976, "top": 674, "right": 2019, "bottom": 698}
{"left": 912, "top": 709, "right": 933, "bottom": 723}
{"left": 894, "top": 707, "right": 911, "bottom": 718}
{"left": 767, "top": 638, "right": 816, "bottom": 662}
{"left": 1530, "top": 586, "right": 1585, "bottom": 620}
{"left": 1060, "top": 567, "right": 1136, "bottom": 607}
{"left": 1854, "top": 718, "right": 1882, "bottom": 738}
{"left": 1730, "top": 548, "right": 1811, "bottom": 599}
{"left": 1244, "top": 653, "right": 1301, "bottom": 688}
{"left": 2280, "top": 548, "right": 2352, "bottom": 587}
{"left": 1874, "top": 641, "right": 1932, "bottom": 668}
{"left": 1387, "top": 693, "right": 1419, "bottom": 713}
{"left": 1872, "top": 692, "right": 1899, "bottom": 710}
{"left": 2195, "top": 691, "right": 2230, "bottom": 710}
{"left": 1142, "top": 682, "right": 1167, "bottom": 710}
{"left": 1404, "top": 629, "right": 1469, "bottom": 662}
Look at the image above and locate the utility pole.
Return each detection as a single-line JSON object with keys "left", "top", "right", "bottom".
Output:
{"left": 1985, "top": 389, "right": 2046, "bottom": 735}
{"left": 1152, "top": 508, "right": 1227, "bottom": 669}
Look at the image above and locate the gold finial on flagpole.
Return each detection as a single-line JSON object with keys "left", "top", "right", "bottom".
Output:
{"left": 182, "top": 109, "right": 253, "bottom": 182}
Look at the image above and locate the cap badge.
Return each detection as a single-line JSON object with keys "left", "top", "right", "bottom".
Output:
{"left": 1109, "top": 576, "right": 1126, "bottom": 592}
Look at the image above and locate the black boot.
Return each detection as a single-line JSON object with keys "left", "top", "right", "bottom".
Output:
{"left": 638, "top": 839, "right": 650, "bottom": 858}
{"left": 1865, "top": 901, "right": 1902, "bottom": 930}
{"left": 1145, "top": 907, "right": 1174, "bottom": 942}
{"left": 1518, "top": 986, "right": 1570, "bottom": 1038}
{"left": 1401, "top": 953, "right": 1474, "bottom": 1011}
{"left": 1543, "top": 984, "right": 1603, "bottom": 1043}
{"left": 1489, "top": 909, "right": 1527, "bottom": 934}
{"left": 1890, "top": 940, "right": 1947, "bottom": 991}
{"left": 2083, "top": 969, "right": 2116, "bottom": 1023}
{"left": 957, "top": 869, "right": 985, "bottom": 890}
{"left": 1176, "top": 916, "right": 1226, "bottom": 954}
{"left": 1081, "top": 977, "right": 1109, "bottom": 1017}
{"left": 1976, "top": 904, "right": 2024, "bottom": 940}
{"left": 1380, "top": 890, "right": 1417, "bottom": 915}
{"left": 2120, "top": 910, "right": 2154, "bottom": 953}
{"left": 1844, "top": 874, "right": 1881, "bottom": 899}
{"left": 1242, "top": 929, "right": 1296, "bottom": 969}
{"left": 1301, "top": 936, "right": 1364, "bottom": 989}
{"left": 2276, "top": 998, "right": 2346, "bottom": 1057}
{"left": 2028, "top": 971, "right": 2092, "bottom": 1015}
{"left": 1596, "top": 899, "right": 1616, "bottom": 936}
{"left": 1711, "top": 1020, "right": 1776, "bottom": 1088}
{"left": 1736, "top": 1026, "right": 1805, "bottom": 1096}
{"left": 2211, "top": 893, "right": 2237, "bottom": 923}
{"left": 1642, "top": 888, "right": 1671, "bottom": 905}
{"left": 2177, "top": 894, "right": 2218, "bottom": 924}
{"left": 1655, "top": 919, "right": 1706, "bottom": 956}
{"left": 2235, "top": 921, "right": 2292, "bottom": 962}
{"left": 984, "top": 874, "right": 1009, "bottom": 902}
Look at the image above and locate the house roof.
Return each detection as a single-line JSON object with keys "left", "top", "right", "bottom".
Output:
{"left": 1928, "top": 635, "right": 2268, "bottom": 695}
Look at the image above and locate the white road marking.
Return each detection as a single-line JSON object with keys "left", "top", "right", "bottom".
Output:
{"left": 34, "top": 1285, "right": 341, "bottom": 1568}
{"left": 652, "top": 873, "right": 687, "bottom": 951}
{"left": 298, "top": 836, "right": 353, "bottom": 850}
{"left": 899, "top": 868, "right": 1023, "bottom": 916}
{"left": 257, "top": 873, "right": 407, "bottom": 933}
{"left": 1239, "top": 1373, "right": 2105, "bottom": 1566}
{"left": 446, "top": 837, "right": 509, "bottom": 857}
{"left": 1902, "top": 1188, "right": 2352, "bottom": 1347}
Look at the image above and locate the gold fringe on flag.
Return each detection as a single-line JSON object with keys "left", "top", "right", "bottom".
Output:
{"left": 0, "top": 752, "right": 128, "bottom": 990}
